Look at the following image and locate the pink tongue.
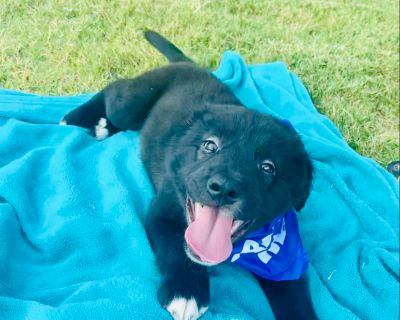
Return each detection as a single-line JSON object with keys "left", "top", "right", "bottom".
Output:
{"left": 184, "top": 204, "right": 233, "bottom": 263}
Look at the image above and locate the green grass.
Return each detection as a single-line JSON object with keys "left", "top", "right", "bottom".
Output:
{"left": 0, "top": 0, "right": 398, "bottom": 165}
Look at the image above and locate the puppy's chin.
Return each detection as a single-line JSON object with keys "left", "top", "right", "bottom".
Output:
{"left": 184, "top": 245, "right": 219, "bottom": 266}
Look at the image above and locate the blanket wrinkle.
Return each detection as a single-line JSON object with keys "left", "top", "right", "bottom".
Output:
{"left": 0, "top": 51, "right": 398, "bottom": 320}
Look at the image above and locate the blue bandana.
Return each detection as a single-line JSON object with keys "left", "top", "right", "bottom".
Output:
{"left": 229, "top": 208, "right": 309, "bottom": 281}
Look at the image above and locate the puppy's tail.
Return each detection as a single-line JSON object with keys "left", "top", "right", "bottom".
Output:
{"left": 144, "top": 30, "right": 193, "bottom": 63}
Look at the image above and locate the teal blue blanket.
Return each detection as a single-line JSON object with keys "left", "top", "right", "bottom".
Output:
{"left": 0, "top": 52, "right": 398, "bottom": 320}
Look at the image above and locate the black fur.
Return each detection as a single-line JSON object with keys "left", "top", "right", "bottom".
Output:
{"left": 62, "top": 31, "right": 315, "bottom": 320}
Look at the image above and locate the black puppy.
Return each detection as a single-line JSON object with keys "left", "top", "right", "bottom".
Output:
{"left": 61, "top": 31, "right": 315, "bottom": 320}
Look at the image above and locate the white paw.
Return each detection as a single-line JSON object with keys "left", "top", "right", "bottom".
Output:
{"left": 166, "top": 297, "right": 208, "bottom": 320}
{"left": 94, "top": 117, "right": 109, "bottom": 140}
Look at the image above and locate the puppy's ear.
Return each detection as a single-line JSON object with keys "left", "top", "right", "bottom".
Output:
{"left": 104, "top": 65, "right": 176, "bottom": 130}
{"left": 292, "top": 158, "right": 313, "bottom": 211}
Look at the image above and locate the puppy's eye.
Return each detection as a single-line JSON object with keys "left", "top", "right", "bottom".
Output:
{"left": 260, "top": 160, "right": 275, "bottom": 175}
{"left": 202, "top": 140, "right": 218, "bottom": 153}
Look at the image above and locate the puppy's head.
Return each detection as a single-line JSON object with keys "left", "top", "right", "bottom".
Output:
{"left": 169, "top": 105, "right": 312, "bottom": 266}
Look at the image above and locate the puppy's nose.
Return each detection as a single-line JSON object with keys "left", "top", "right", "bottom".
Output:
{"left": 207, "top": 175, "right": 239, "bottom": 202}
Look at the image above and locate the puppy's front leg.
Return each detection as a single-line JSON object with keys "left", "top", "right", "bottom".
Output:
{"left": 145, "top": 192, "right": 209, "bottom": 320}
{"left": 257, "top": 275, "right": 317, "bottom": 320}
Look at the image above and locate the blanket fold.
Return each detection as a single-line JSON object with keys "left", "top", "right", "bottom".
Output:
{"left": 0, "top": 51, "right": 398, "bottom": 320}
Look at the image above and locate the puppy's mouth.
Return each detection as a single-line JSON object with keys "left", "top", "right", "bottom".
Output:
{"left": 184, "top": 196, "right": 252, "bottom": 266}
